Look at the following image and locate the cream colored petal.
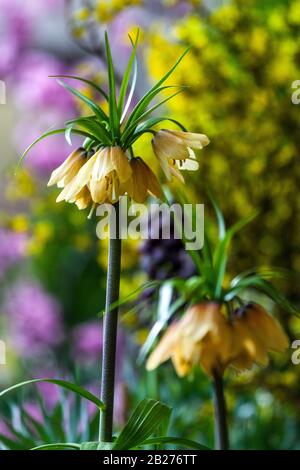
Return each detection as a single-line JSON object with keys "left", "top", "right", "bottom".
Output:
{"left": 152, "top": 140, "right": 172, "bottom": 181}
{"left": 243, "top": 304, "right": 289, "bottom": 352}
{"left": 89, "top": 178, "right": 107, "bottom": 204}
{"left": 152, "top": 130, "right": 189, "bottom": 161}
{"left": 169, "top": 165, "right": 185, "bottom": 183}
{"left": 91, "top": 148, "right": 112, "bottom": 181}
{"left": 126, "top": 158, "right": 149, "bottom": 203}
{"left": 75, "top": 186, "right": 91, "bottom": 210}
{"left": 111, "top": 146, "right": 132, "bottom": 183}
{"left": 171, "top": 349, "right": 193, "bottom": 377}
{"left": 170, "top": 130, "right": 210, "bottom": 149}
{"left": 146, "top": 323, "right": 180, "bottom": 371}
{"left": 48, "top": 148, "right": 86, "bottom": 187}
{"left": 106, "top": 171, "right": 120, "bottom": 204}
{"left": 64, "top": 153, "right": 98, "bottom": 200}
{"left": 146, "top": 164, "right": 164, "bottom": 201}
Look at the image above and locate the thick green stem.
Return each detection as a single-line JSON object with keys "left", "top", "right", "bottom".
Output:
{"left": 99, "top": 202, "right": 121, "bottom": 442}
{"left": 212, "top": 371, "right": 229, "bottom": 450}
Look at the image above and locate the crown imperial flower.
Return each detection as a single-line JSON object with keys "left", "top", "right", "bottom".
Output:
{"left": 147, "top": 302, "right": 288, "bottom": 377}
{"left": 152, "top": 129, "right": 210, "bottom": 181}
{"left": 21, "top": 32, "right": 209, "bottom": 212}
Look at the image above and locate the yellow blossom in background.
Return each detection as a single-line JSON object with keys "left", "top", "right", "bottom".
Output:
{"left": 11, "top": 214, "right": 29, "bottom": 233}
{"left": 144, "top": 0, "right": 300, "bottom": 298}
{"left": 5, "top": 169, "right": 36, "bottom": 201}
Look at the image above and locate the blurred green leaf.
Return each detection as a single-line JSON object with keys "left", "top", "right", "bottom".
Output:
{"left": 0, "top": 379, "right": 104, "bottom": 410}
{"left": 112, "top": 399, "right": 171, "bottom": 450}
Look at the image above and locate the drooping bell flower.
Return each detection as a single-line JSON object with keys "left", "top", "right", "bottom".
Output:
{"left": 152, "top": 129, "right": 210, "bottom": 182}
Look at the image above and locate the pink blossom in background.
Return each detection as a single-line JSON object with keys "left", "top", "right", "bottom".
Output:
{"left": 72, "top": 320, "right": 103, "bottom": 364}
{"left": 23, "top": 402, "right": 44, "bottom": 424}
{"left": 114, "top": 381, "right": 128, "bottom": 427}
{"left": 0, "top": 420, "right": 14, "bottom": 441}
{"left": 0, "top": 229, "right": 27, "bottom": 279}
{"left": 13, "top": 52, "right": 78, "bottom": 176}
{"left": 33, "top": 370, "right": 62, "bottom": 408}
{"left": 13, "top": 53, "right": 75, "bottom": 111}
{"left": 4, "top": 281, "right": 64, "bottom": 357}
{"left": 15, "top": 119, "right": 79, "bottom": 177}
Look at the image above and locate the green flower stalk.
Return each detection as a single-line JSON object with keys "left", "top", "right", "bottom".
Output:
{"left": 145, "top": 195, "right": 296, "bottom": 450}
{"left": 20, "top": 31, "right": 210, "bottom": 442}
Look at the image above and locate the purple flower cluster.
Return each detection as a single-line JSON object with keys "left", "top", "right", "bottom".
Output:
{"left": 0, "top": 229, "right": 27, "bottom": 279}
{"left": 72, "top": 320, "right": 103, "bottom": 363}
{"left": 13, "top": 52, "right": 77, "bottom": 176}
{"left": 0, "top": 0, "right": 77, "bottom": 177}
{"left": 0, "top": 0, "right": 63, "bottom": 77}
{"left": 4, "top": 281, "right": 64, "bottom": 357}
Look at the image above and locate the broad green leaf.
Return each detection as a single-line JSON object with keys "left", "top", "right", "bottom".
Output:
{"left": 0, "top": 433, "right": 27, "bottom": 450}
{"left": 104, "top": 31, "right": 119, "bottom": 140}
{"left": 0, "top": 379, "right": 104, "bottom": 410}
{"left": 80, "top": 441, "right": 113, "bottom": 450}
{"left": 125, "top": 117, "right": 186, "bottom": 147}
{"left": 57, "top": 80, "right": 108, "bottom": 122}
{"left": 68, "top": 118, "right": 110, "bottom": 143}
{"left": 21, "top": 408, "right": 52, "bottom": 443}
{"left": 208, "top": 190, "right": 226, "bottom": 240}
{"left": 112, "top": 399, "right": 172, "bottom": 450}
{"left": 230, "top": 267, "right": 290, "bottom": 287}
{"left": 151, "top": 47, "right": 190, "bottom": 92}
{"left": 123, "top": 91, "right": 185, "bottom": 146}
{"left": 118, "top": 31, "right": 139, "bottom": 117}
{"left": 225, "top": 277, "right": 297, "bottom": 315}
{"left": 65, "top": 125, "right": 73, "bottom": 145}
{"left": 31, "top": 443, "right": 80, "bottom": 451}
{"left": 99, "top": 280, "right": 160, "bottom": 317}
{"left": 83, "top": 137, "right": 96, "bottom": 151}
{"left": 122, "top": 85, "right": 178, "bottom": 140}
{"left": 123, "top": 46, "right": 189, "bottom": 140}
{"left": 121, "top": 57, "right": 137, "bottom": 124}
{"left": 131, "top": 89, "right": 184, "bottom": 127}
{"left": 19, "top": 128, "right": 93, "bottom": 166}
{"left": 140, "top": 436, "right": 209, "bottom": 450}
{"left": 50, "top": 75, "right": 109, "bottom": 102}
{"left": 135, "top": 117, "right": 186, "bottom": 134}
{"left": 0, "top": 418, "right": 36, "bottom": 448}
{"left": 213, "top": 211, "right": 259, "bottom": 298}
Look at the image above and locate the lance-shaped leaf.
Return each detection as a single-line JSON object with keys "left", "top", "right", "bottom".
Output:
{"left": 213, "top": 211, "right": 259, "bottom": 298}
{"left": 66, "top": 117, "right": 111, "bottom": 143}
{"left": 112, "top": 399, "right": 171, "bottom": 450}
{"left": 31, "top": 443, "right": 80, "bottom": 451}
{"left": 104, "top": 31, "right": 119, "bottom": 140}
{"left": 118, "top": 31, "right": 139, "bottom": 118}
{"left": 50, "top": 75, "right": 109, "bottom": 102}
{"left": 140, "top": 437, "right": 209, "bottom": 450}
{"left": 18, "top": 128, "right": 93, "bottom": 167}
{"left": 57, "top": 80, "right": 108, "bottom": 123}
{"left": 0, "top": 378, "right": 104, "bottom": 410}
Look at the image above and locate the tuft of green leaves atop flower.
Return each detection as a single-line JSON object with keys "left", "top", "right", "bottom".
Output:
{"left": 140, "top": 193, "right": 297, "bottom": 377}
{"left": 21, "top": 31, "right": 210, "bottom": 211}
